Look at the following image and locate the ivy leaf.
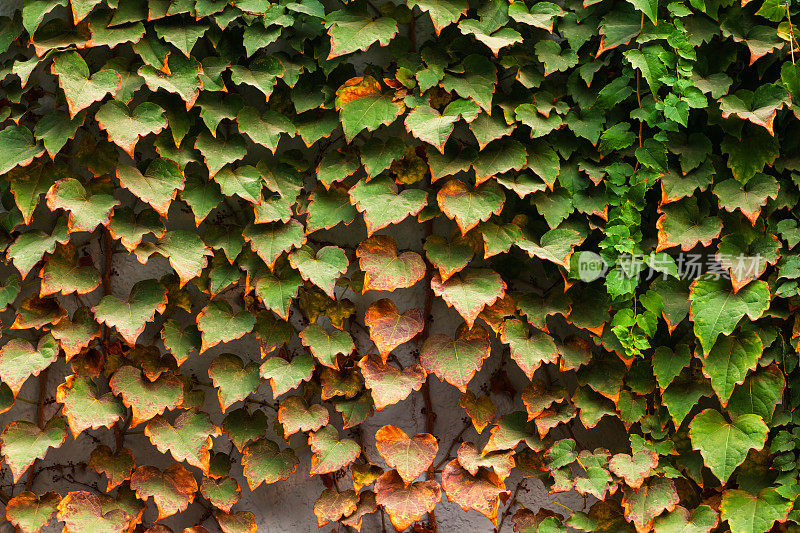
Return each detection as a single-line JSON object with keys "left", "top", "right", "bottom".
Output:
{"left": 5, "top": 491, "right": 61, "bottom": 533}
{"left": 356, "top": 235, "right": 427, "bottom": 292}
{"left": 200, "top": 475, "right": 240, "bottom": 513}
{"left": 689, "top": 409, "right": 768, "bottom": 483}
{"left": 260, "top": 353, "right": 315, "bottom": 397}
{"left": 408, "top": 0, "right": 467, "bottom": 33}
{"left": 360, "top": 137, "right": 405, "bottom": 177}
{"left": 288, "top": 245, "right": 349, "bottom": 298}
{"left": 241, "top": 437, "right": 299, "bottom": 489}
{"left": 34, "top": 108, "right": 86, "bottom": 157}
{"left": 456, "top": 442, "right": 514, "bottom": 481}
{"left": 45, "top": 178, "right": 119, "bottom": 233}
{"left": 222, "top": 408, "right": 268, "bottom": 452}
{"left": 375, "top": 425, "right": 438, "bottom": 484}
{"left": 51, "top": 51, "right": 120, "bottom": 117}
{"left": 484, "top": 411, "right": 542, "bottom": 454}
{"left": 719, "top": 84, "right": 788, "bottom": 135}
{"left": 194, "top": 131, "right": 248, "bottom": 177}
{"left": 460, "top": 391, "right": 496, "bottom": 433}
{"left": 306, "top": 184, "right": 359, "bottom": 233}
{"left": 720, "top": 130, "right": 779, "bottom": 185}
{"left": 404, "top": 105, "right": 459, "bottom": 152}
{"left": 243, "top": 219, "right": 307, "bottom": 269}
{"left": 197, "top": 301, "right": 256, "bottom": 353}
{"left": 441, "top": 55, "right": 497, "bottom": 112}
{"left": 130, "top": 464, "right": 197, "bottom": 519}
{"left": 138, "top": 52, "right": 203, "bottom": 108}
{"left": 0, "top": 333, "right": 59, "bottom": 396}
{"left": 217, "top": 510, "right": 257, "bottom": 533}
{"left": 335, "top": 76, "right": 405, "bottom": 141}
{"left": 95, "top": 101, "right": 167, "bottom": 157}
{"left": 161, "top": 319, "right": 201, "bottom": 366}
{"left": 421, "top": 324, "right": 491, "bottom": 391}
{"left": 89, "top": 445, "right": 136, "bottom": 491}
{"left": 326, "top": 11, "right": 398, "bottom": 57}
{"left": 437, "top": 179, "right": 505, "bottom": 234}
{"left": 309, "top": 425, "right": 361, "bottom": 475}
{"left": 299, "top": 323, "right": 354, "bottom": 370}
{"left": 622, "top": 478, "right": 680, "bottom": 533}
{"left": 720, "top": 488, "right": 792, "bottom": 533}
{"left": 656, "top": 197, "right": 722, "bottom": 252}
{"left": 237, "top": 107, "right": 294, "bottom": 153}
{"left": 349, "top": 176, "right": 428, "bottom": 235}
{"left": 500, "top": 318, "right": 558, "bottom": 380}
{"left": 441, "top": 459, "right": 505, "bottom": 525}
{"left": 92, "top": 279, "right": 167, "bottom": 345}
{"left": 375, "top": 470, "right": 441, "bottom": 531}
{"left": 109, "top": 365, "right": 183, "bottom": 427}
{"left": 713, "top": 175, "right": 779, "bottom": 225}
{"left": 7, "top": 217, "right": 70, "bottom": 278}
{"left": 208, "top": 354, "right": 261, "bottom": 411}
{"left": 516, "top": 228, "right": 582, "bottom": 269}
{"left": 0, "top": 417, "right": 67, "bottom": 482}
{"left": 145, "top": 411, "right": 220, "bottom": 474}
{"left": 358, "top": 354, "right": 426, "bottom": 410}
{"left": 653, "top": 505, "right": 719, "bottom": 533}
{"left": 50, "top": 307, "right": 100, "bottom": 360}
{"left": 314, "top": 489, "right": 359, "bottom": 528}
{"left": 56, "top": 374, "right": 126, "bottom": 438}
{"left": 365, "top": 299, "right": 424, "bottom": 362}
{"left": 728, "top": 364, "right": 785, "bottom": 423}
{"left": 424, "top": 235, "right": 474, "bottom": 282}
{"left": 689, "top": 276, "right": 770, "bottom": 355}
{"left": 0, "top": 126, "right": 45, "bottom": 175}
{"left": 56, "top": 491, "right": 130, "bottom": 533}
{"left": 153, "top": 19, "right": 209, "bottom": 56}
{"left": 609, "top": 451, "right": 658, "bottom": 489}
{"left": 116, "top": 159, "right": 185, "bottom": 217}
{"left": 431, "top": 268, "right": 506, "bottom": 328}
{"left": 701, "top": 330, "right": 762, "bottom": 406}
{"left": 277, "top": 395, "right": 329, "bottom": 437}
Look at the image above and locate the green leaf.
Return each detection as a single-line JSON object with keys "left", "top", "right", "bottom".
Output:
{"left": 0, "top": 417, "right": 67, "bottom": 482}
{"left": 437, "top": 179, "right": 505, "bottom": 234}
{"left": 701, "top": 329, "right": 762, "bottom": 406}
{"left": 349, "top": 176, "right": 428, "bottom": 235}
{"left": 34, "top": 108, "right": 86, "bottom": 157}
{"left": 500, "top": 318, "right": 558, "bottom": 380}
{"left": 421, "top": 324, "right": 491, "bottom": 391}
{"left": 92, "top": 279, "right": 167, "bottom": 345}
{"left": 360, "top": 137, "right": 405, "bottom": 177}
{"left": 254, "top": 268, "right": 302, "bottom": 319}
{"left": 404, "top": 105, "right": 459, "bottom": 152}
{"left": 5, "top": 491, "right": 61, "bottom": 533}
{"left": 222, "top": 408, "right": 268, "bottom": 451}
{"left": 359, "top": 354, "right": 426, "bottom": 410}
{"left": 720, "top": 488, "right": 792, "bottom": 533}
{"left": 721, "top": 129, "right": 779, "bottom": 185}
{"left": 300, "top": 323, "right": 354, "bottom": 369}
{"left": 336, "top": 77, "right": 405, "bottom": 141}
{"left": 288, "top": 245, "right": 348, "bottom": 298}
{"left": 689, "top": 409, "right": 768, "bottom": 483}
{"left": 109, "top": 365, "right": 183, "bottom": 427}
{"left": 260, "top": 353, "right": 315, "bottom": 397}
{"left": 306, "top": 184, "right": 359, "bottom": 232}
{"left": 56, "top": 374, "right": 125, "bottom": 438}
{"left": 138, "top": 52, "right": 203, "bottom": 108}
{"left": 424, "top": 235, "right": 473, "bottom": 282}
{"left": 116, "top": 159, "right": 185, "bottom": 217}
{"left": 242, "top": 438, "right": 299, "bottom": 489}
{"left": 213, "top": 164, "right": 263, "bottom": 203}
{"left": 194, "top": 131, "right": 248, "bottom": 177}
{"left": 442, "top": 55, "right": 496, "bottom": 112}
{"left": 243, "top": 219, "right": 307, "bottom": 268}
{"left": 653, "top": 505, "right": 718, "bottom": 533}
{"left": 129, "top": 464, "right": 198, "bottom": 519}
{"left": 0, "top": 333, "right": 59, "bottom": 396}
{"left": 209, "top": 354, "right": 261, "bottom": 411}
{"left": 23, "top": 0, "right": 68, "bottom": 35}
{"left": 153, "top": 19, "right": 209, "bottom": 56}
{"left": 408, "top": 0, "right": 467, "bottom": 33}
{"left": 719, "top": 84, "right": 788, "bottom": 135}
{"left": 45, "top": 178, "right": 119, "bottom": 233}
{"left": 0, "top": 125, "right": 46, "bottom": 175}
{"left": 308, "top": 425, "right": 361, "bottom": 475}
{"left": 237, "top": 107, "right": 294, "bottom": 153}
{"left": 277, "top": 395, "right": 330, "bottom": 436}
{"left": 51, "top": 51, "right": 120, "bottom": 117}
{"left": 134, "top": 230, "right": 212, "bottom": 286}
{"left": 145, "top": 411, "right": 220, "bottom": 473}
{"left": 197, "top": 300, "right": 256, "bottom": 353}
{"left": 622, "top": 478, "right": 679, "bottom": 532}
{"left": 727, "top": 364, "right": 785, "bottom": 424}
{"left": 431, "top": 268, "right": 506, "bottom": 328}
{"left": 326, "top": 10, "right": 398, "bottom": 57}
{"left": 652, "top": 345, "right": 691, "bottom": 390}
{"left": 689, "top": 276, "right": 770, "bottom": 355}
{"left": 95, "top": 100, "right": 167, "bottom": 158}
{"left": 626, "top": 0, "right": 658, "bottom": 24}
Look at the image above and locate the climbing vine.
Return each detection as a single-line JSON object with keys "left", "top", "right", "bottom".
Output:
{"left": 0, "top": 0, "right": 798, "bottom": 531}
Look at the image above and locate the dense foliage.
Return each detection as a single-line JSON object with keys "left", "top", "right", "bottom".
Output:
{"left": 0, "top": 0, "right": 799, "bottom": 530}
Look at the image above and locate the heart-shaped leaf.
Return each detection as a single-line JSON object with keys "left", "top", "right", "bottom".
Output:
{"left": 349, "top": 176, "right": 428, "bottom": 235}
{"left": 0, "top": 416, "right": 67, "bottom": 482}
{"left": 309, "top": 425, "right": 361, "bottom": 475}
{"left": 95, "top": 100, "right": 167, "bottom": 157}
{"left": 277, "top": 395, "right": 329, "bottom": 437}
{"left": 56, "top": 374, "right": 125, "bottom": 438}
{"left": 689, "top": 409, "right": 768, "bottom": 483}
{"left": 5, "top": 491, "right": 61, "bottom": 533}
{"left": 0, "top": 332, "right": 58, "bottom": 396}
{"left": 358, "top": 354, "right": 426, "bottom": 411}
{"left": 375, "top": 470, "right": 441, "bottom": 531}
{"left": 145, "top": 411, "right": 220, "bottom": 474}
{"left": 130, "top": 464, "right": 197, "bottom": 519}
{"left": 88, "top": 445, "right": 136, "bottom": 491}
{"left": 45, "top": 178, "right": 119, "bottom": 233}
{"left": 116, "top": 159, "right": 185, "bottom": 217}
{"left": 109, "top": 365, "right": 183, "bottom": 426}
{"left": 299, "top": 323, "right": 354, "bottom": 370}
{"left": 196, "top": 301, "right": 256, "bottom": 353}
{"left": 260, "top": 353, "right": 315, "bottom": 397}
{"left": 51, "top": 51, "right": 120, "bottom": 117}
{"left": 375, "top": 425, "right": 438, "bottom": 484}
{"left": 92, "top": 279, "right": 167, "bottom": 344}
{"left": 288, "top": 245, "right": 349, "bottom": 298}
{"left": 241, "top": 438, "right": 299, "bottom": 489}
{"left": 421, "top": 324, "right": 491, "bottom": 391}
{"left": 356, "top": 235, "right": 427, "bottom": 292}
{"left": 208, "top": 354, "right": 261, "bottom": 411}
{"left": 365, "top": 299, "right": 424, "bottom": 362}
{"left": 431, "top": 268, "right": 506, "bottom": 328}
{"left": 441, "top": 459, "right": 506, "bottom": 525}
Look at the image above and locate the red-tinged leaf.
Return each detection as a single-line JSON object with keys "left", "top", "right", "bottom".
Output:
{"left": 441, "top": 459, "right": 506, "bottom": 525}
{"left": 116, "top": 158, "right": 185, "bottom": 217}
{"left": 277, "top": 395, "right": 329, "bottom": 437}
{"left": 365, "top": 299, "right": 424, "bottom": 362}
{"left": 456, "top": 442, "right": 515, "bottom": 481}
{"left": 431, "top": 268, "right": 506, "bottom": 328}
{"left": 622, "top": 477, "right": 679, "bottom": 533}
{"left": 109, "top": 365, "right": 183, "bottom": 427}
{"left": 56, "top": 374, "right": 125, "bottom": 438}
{"left": 349, "top": 176, "right": 428, "bottom": 235}
{"left": 520, "top": 379, "right": 566, "bottom": 420}
{"left": 5, "top": 491, "right": 61, "bottom": 533}
{"left": 500, "top": 318, "right": 559, "bottom": 380}
{"left": 89, "top": 445, "right": 136, "bottom": 491}
{"left": 300, "top": 323, "right": 354, "bottom": 370}
{"left": 460, "top": 391, "right": 496, "bottom": 433}
{"left": 356, "top": 235, "right": 427, "bottom": 292}
{"left": 45, "top": 178, "right": 119, "bottom": 233}
{"left": 309, "top": 425, "right": 361, "bottom": 475}
{"left": 358, "top": 353, "right": 427, "bottom": 410}
{"left": 375, "top": 425, "right": 439, "bottom": 484}
{"left": 241, "top": 438, "right": 299, "bottom": 489}
{"left": 133, "top": 230, "right": 213, "bottom": 287}
{"left": 314, "top": 488, "right": 359, "bottom": 528}
{"left": 196, "top": 300, "right": 256, "bottom": 353}
{"left": 130, "top": 464, "right": 198, "bottom": 520}
{"left": 342, "top": 490, "right": 379, "bottom": 530}
{"left": 375, "top": 470, "right": 441, "bottom": 531}
{"left": 95, "top": 100, "right": 167, "bottom": 158}
{"left": 217, "top": 510, "right": 257, "bottom": 533}
{"left": 145, "top": 411, "right": 221, "bottom": 474}
{"left": 608, "top": 451, "right": 659, "bottom": 489}
{"left": 56, "top": 491, "right": 131, "bottom": 533}
{"left": 420, "top": 324, "right": 491, "bottom": 392}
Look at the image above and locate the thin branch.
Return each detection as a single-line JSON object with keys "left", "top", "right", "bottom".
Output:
{"left": 495, "top": 479, "right": 527, "bottom": 533}
{"left": 432, "top": 421, "right": 470, "bottom": 472}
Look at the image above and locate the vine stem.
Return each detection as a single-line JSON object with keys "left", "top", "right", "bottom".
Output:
{"left": 495, "top": 478, "right": 526, "bottom": 533}
{"left": 418, "top": 188, "right": 438, "bottom": 531}
{"left": 432, "top": 421, "right": 470, "bottom": 472}
{"left": 25, "top": 368, "right": 48, "bottom": 491}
